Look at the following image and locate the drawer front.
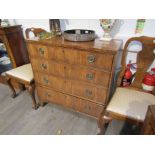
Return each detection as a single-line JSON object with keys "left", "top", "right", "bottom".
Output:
{"left": 71, "top": 81, "right": 107, "bottom": 104}
{"left": 80, "top": 100, "right": 103, "bottom": 118}
{"left": 35, "top": 73, "right": 71, "bottom": 92}
{"left": 28, "top": 44, "right": 49, "bottom": 59}
{"left": 49, "top": 61, "right": 66, "bottom": 77}
{"left": 66, "top": 65, "right": 110, "bottom": 87}
{"left": 64, "top": 48, "right": 114, "bottom": 70}
{"left": 37, "top": 86, "right": 103, "bottom": 118}
{"left": 66, "top": 96, "right": 103, "bottom": 118}
{"left": 31, "top": 59, "right": 66, "bottom": 77}
{"left": 48, "top": 47, "right": 65, "bottom": 61}
{"left": 28, "top": 44, "right": 65, "bottom": 61}
{"left": 37, "top": 86, "right": 66, "bottom": 106}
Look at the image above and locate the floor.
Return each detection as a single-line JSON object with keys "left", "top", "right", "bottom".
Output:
{"left": 0, "top": 83, "right": 140, "bottom": 135}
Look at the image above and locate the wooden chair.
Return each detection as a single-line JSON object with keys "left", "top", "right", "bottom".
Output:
{"left": 5, "top": 28, "right": 47, "bottom": 109}
{"left": 5, "top": 64, "right": 38, "bottom": 109}
{"left": 98, "top": 36, "right": 155, "bottom": 134}
{"left": 25, "top": 27, "right": 47, "bottom": 39}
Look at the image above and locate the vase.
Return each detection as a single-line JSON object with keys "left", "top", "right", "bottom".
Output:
{"left": 100, "top": 19, "right": 116, "bottom": 42}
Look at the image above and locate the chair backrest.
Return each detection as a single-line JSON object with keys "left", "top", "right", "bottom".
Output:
{"left": 25, "top": 27, "right": 47, "bottom": 39}
{"left": 117, "top": 36, "right": 155, "bottom": 94}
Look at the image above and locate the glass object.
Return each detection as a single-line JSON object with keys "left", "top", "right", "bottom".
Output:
{"left": 100, "top": 19, "right": 116, "bottom": 41}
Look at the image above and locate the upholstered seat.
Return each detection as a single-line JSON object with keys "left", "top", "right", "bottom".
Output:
{"left": 98, "top": 36, "right": 155, "bottom": 134}
{"left": 5, "top": 64, "right": 33, "bottom": 83}
{"left": 107, "top": 87, "right": 155, "bottom": 121}
{"left": 5, "top": 63, "right": 38, "bottom": 109}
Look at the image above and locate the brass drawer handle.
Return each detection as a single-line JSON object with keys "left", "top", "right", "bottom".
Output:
{"left": 43, "top": 77, "right": 49, "bottom": 84}
{"left": 86, "top": 73, "right": 94, "bottom": 80}
{"left": 41, "top": 64, "right": 47, "bottom": 70}
{"left": 85, "top": 89, "right": 93, "bottom": 97}
{"left": 39, "top": 48, "right": 44, "bottom": 55}
{"left": 45, "top": 92, "right": 51, "bottom": 97}
{"left": 87, "top": 55, "right": 96, "bottom": 63}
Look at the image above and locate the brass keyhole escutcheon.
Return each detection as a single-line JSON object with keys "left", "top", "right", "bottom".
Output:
{"left": 86, "top": 73, "right": 94, "bottom": 80}
{"left": 43, "top": 77, "right": 48, "bottom": 84}
{"left": 41, "top": 64, "right": 47, "bottom": 70}
{"left": 87, "top": 55, "right": 96, "bottom": 63}
{"left": 45, "top": 92, "right": 50, "bottom": 97}
{"left": 39, "top": 48, "right": 44, "bottom": 55}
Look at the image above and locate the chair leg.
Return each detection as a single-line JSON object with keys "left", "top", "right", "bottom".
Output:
{"left": 25, "top": 83, "right": 39, "bottom": 110}
{"left": 19, "top": 83, "right": 25, "bottom": 91}
{"left": 98, "top": 111, "right": 112, "bottom": 135}
{"left": 6, "top": 78, "right": 17, "bottom": 98}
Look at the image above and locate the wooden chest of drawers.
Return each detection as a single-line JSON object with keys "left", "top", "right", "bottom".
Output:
{"left": 26, "top": 37, "right": 122, "bottom": 119}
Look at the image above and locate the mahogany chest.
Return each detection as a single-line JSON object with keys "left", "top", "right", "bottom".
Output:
{"left": 26, "top": 37, "right": 122, "bottom": 119}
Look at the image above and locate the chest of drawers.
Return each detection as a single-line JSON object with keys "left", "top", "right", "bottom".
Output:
{"left": 26, "top": 37, "right": 122, "bottom": 119}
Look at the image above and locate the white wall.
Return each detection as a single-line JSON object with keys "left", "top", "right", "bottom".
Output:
{"left": 11, "top": 19, "right": 155, "bottom": 40}
{"left": 9, "top": 19, "right": 155, "bottom": 68}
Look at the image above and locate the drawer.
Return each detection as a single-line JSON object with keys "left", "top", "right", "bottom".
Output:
{"left": 49, "top": 61, "right": 66, "bottom": 77}
{"left": 31, "top": 59, "right": 66, "bottom": 77}
{"left": 37, "top": 86, "right": 66, "bottom": 106}
{"left": 64, "top": 48, "right": 114, "bottom": 70}
{"left": 48, "top": 47, "right": 65, "bottom": 61}
{"left": 71, "top": 81, "right": 107, "bottom": 104}
{"left": 35, "top": 73, "right": 71, "bottom": 92}
{"left": 28, "top": 44, "right": 65, "bottom": 61}
{"left": 28, "top": 44, "right": 49, "bottom": 59}
{"left": 66, "top": 96, "right": 103, "bottom": 118}
{"left": 66, "top": 65, "right": 110, "bottom": 87}
{"left": 80, "top": 99, "right": 103, "bottom": 118}
{"left": 65, "top": 95, "right": 104, "bottom": 118}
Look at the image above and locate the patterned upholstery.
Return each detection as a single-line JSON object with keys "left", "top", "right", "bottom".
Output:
{"left": 5, "top": 64, "right": 34, "bottom": 83}
{"left": 107, "top": 87, "right": 155, "bottom": 121}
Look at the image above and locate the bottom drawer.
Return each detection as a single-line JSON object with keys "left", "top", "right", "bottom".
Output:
{"left": 37, "top": 85, "right": 104, "bottom": 118}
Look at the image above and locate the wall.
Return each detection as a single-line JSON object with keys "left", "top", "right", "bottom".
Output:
{"left": 9, "top": 19, "right": 155, "bottom": 68}
{"left": 12, "top": 19, "right": 155, "bottom": 40}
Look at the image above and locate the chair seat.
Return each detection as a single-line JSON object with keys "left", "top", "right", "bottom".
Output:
{"left": 107, "top": 87, "right": 155, "bottom": 121}
{"left": 5, "top": 64, "right": 34, "bottom": 83}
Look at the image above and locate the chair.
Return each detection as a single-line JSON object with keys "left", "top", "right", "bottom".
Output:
{"left": 98, "top": 36, "right": 155, "bottom": 134}
{"left": 25, "top": 27, "right": 47, "bottom": 39}
{"left": 5, "top": 64, "right": 38, "bottom": 109}
{"left": 5, "top": 28, "right": 47, "bottom": 109}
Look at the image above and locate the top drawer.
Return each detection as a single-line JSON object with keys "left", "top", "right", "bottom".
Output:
{"left": 28, "top": 44, "right": 65, "bottom": 61}
{"left": 64, "top": 48, "right": 114, "bottom": 70}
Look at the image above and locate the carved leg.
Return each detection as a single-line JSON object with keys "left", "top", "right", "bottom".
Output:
{"left": 6, "top": 77, "right": 17, "bottom": 98}
{"left": 25, "top": 83, "right": 38, "bottom": 110}
{"left": 98, "top": 111, "right": 112, "bottom": 135}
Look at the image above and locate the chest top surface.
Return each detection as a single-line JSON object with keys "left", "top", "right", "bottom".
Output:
{"left": 26, "top": 37, "right": 123, "bottom": 54}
